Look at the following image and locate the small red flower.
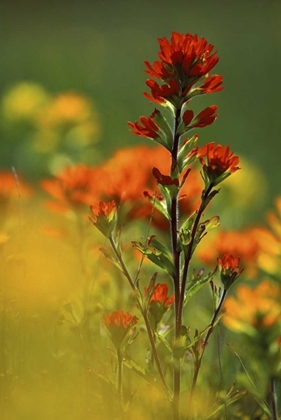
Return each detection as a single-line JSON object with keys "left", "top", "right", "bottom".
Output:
{"left": 144, "top": 79, "right": 179, "bottom": 104}
{"left": 149, "top": 283, "right": 175, "bottom": 307}
{"left": 89, "top": 200, "right": 118, "bottom": 237}
{"left": 90, "top": 201, "right": 117, "bottom": 218}
{"left": 199, "top": 75, "right": 223, "bottom": 94}
{"left": 103, "top": 309, "right": 139, "bottom": 349}
{"left": 197, "top": 142, "right": 240, "bottom": 186}
{"left": 145, "top": 283, "right": 175, "bottom": 327}
{"left": 147, "top": 32, "right": 219, "bottom": 79}
{"left": 152, "top": 167, "right": 179, "bottom": 187}
{"left": 144, "top": 32, "right": 223, "bottom": 104}
{"left": 182, "top": 106, "right": 218, "bottom": 129}
{"left": 193, "top": 105, "right": 218, "bottom": 128}
{"left": 41, "top": 165, "right": 101, "bottom": 213}
{"left": 217, "top": 254, "right": 243, "bottom": 290}
{"left": 128, "top": 109, "right": 160, "bottom": 139}
{"left": 182, "top": 109, "right": 194, "bottom": 126}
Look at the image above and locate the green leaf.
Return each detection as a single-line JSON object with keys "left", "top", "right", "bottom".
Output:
{"left": 88, "top": 366, "right": 115, "bottom": 387}
{"left": 148, "top": 236, "right": 173, "bottom": 260}
{"left": 132, "top": 239, "right": 175, "bottom": 277}
{"left": 205, "top": 386, "right": 248, "bottom": 419}
{"left": 122, "top": 354, "right": 156, "bottom": 384}
{"left": 153, "top": 109, "right": 174, "bottom": 150}
{"left": 195, "top": 216, "right": 220, "bottom": 244}
{"left": 154, "top": 331, "right": 173, "bottom": 354}
{"left": 184, "top": 269, "right": 216, "bottom": 304}
{"left": 144, "top": 192, "right": 171, "bottom": 221}
{"left": 143, "top": 272, "right": 158, "bottom": 309}
{"left": 177, "top": 134, "right": 199, "bottom": 172}
{"left": 99, "top": 247, "right": 124, "bottom": 273}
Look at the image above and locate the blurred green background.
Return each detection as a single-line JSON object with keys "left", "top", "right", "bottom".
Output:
{"left": 0, "top": 0, "right": 280, "bottom": 219}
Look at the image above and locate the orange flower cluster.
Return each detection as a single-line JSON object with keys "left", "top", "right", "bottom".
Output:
{"left": 144, "top": 32, "right": 223, "bottom": 105}
{"left": 198, "top": 229, "right": 260, "bottom": 278}
{"left": 41, "top": 145, "right": 202, "bottom": 230}
{"left": 224, "top": 281, "right": 281, "bottom": 374}
{"left": 148, "top": 283, "right": 175, "bottom": 307}
{"left": 41, "top": 165, "right": 104, "bottom": 213}
{"left": 217, "top": 254, "right": 243, "bottom": 290}
{"left": 145, "top": 283, "right": 175, "bottom": 327}
{"left": 103, "top": 309, "right": 139, "bottom": 349}
{"left": 104, "top": 309, "right": 139, "bottom": 329}
{"left": 224, "top": 281, "right": 281, "bottom": 335}
{"left": 89, "top": 200, "right": 118, "bottom": 237}
{"left": 197, "top": 143, "right": 240, "bottom": 186}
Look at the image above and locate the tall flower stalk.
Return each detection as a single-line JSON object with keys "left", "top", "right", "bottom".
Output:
{"left": 91, "top": 32, "right": 242, "bottom": 420}
{"left": 129, "top": 32, "right": 240, "bottom": 419}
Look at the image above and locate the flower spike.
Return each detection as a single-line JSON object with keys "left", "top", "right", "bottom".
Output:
{"left": 144, "top": 32, "right": 223, "bottom": 105}
{"left": 197, "top": 142, "right": 240, "bottom": 187}
{"left": 89, "top": 200, "right": 118, "bottom": 238}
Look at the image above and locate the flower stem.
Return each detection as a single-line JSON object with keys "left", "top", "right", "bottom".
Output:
{"left": 187, "top": 289, "right": 227, "bottom": 414}
{"left": 117, "top": 348, "right": 123, "bottom": 404}
{"left": 170, "top": 106, "right": 182, "bottom": 420}
{"left": 109, "top": 235, "right": 172, "bottom": 400}
{"left": 179, "top": 184, "right": 213, "bottom": 318}
{"left": 270, "top": 377, "right": 278, "bottom": 420}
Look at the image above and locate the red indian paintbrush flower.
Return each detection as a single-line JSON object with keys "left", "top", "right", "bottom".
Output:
{"left": 152, "top": 167, "right": 179, "bottom": 187}
{"left": 192, "top": 105, "right": 218, "bottom": 128}
{"left": 200, "top": 75, "right": 223, "bottom": 94}
{"left": 182, "top": 105, "right": 218, "bottom": 129}
{"left": 128, "top": 109, "right": 173, "bottom": 150}
{"left": 149, "top": 283, "right": 175, "bottom": 306}
{"left": 218, "top": 254, "right": 243, "bottom": 290}
{"left": 103, "top": 309, "right": 139, "bottom": 350}
{"left": 89, "top": 200, "right": 118, "bottom": 237}
{"left": 197, "top": 142, "right": 240, "bottom": 186}
{"left": 128, "top": 110, "right": 160, "bottom": 139}
{"left": 144, "top": 32, "right": 223, "bottom": 105}
{"left": 145, "top": 283, "right": 175, "bottom": 327}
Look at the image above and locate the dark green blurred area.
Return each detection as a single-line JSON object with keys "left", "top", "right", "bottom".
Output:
{"left": 0, "top": 0, "right": 280, "bottom": 219}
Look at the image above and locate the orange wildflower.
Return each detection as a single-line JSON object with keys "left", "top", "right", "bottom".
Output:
{"left": 198, "top": 229, "right": 260, "bottom": 278}
{"left": 217, "top": 254, "right": 243, "bottom": 290}
{"left": 224, "top": 280, "right": 281, "bottom": 375}
{"left": 144, "top": 32, "right": 223, "bottom": 104}
{"left": 145, "top": 283, "right": 175, "bottom": 327}
{"left": 103, "top": 309, "right": 139, "bottom": 350}
{"left": 41, "top": 164, "right": 102, "bottom": 213}
{"left": 192, "top": 105, "right": 218, "bottom": 128}
{"left": 128, "top": 110, "right": 161, "bottom": 139}
{"left": 197, "top": 142, "right": 240, "bottom": 186}
{"left": 224, "top": 281, "right": 281, "bottom": 335}
{"left": 148, "top": 283, "right": 175, "bottom": 307}
{"left": 99, "top": 145, "right": 202, "bottom": 230}
{"left": 89, "top": 200, "right": 118, "bottom": 238}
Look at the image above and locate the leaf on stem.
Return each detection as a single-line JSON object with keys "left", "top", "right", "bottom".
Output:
{"left": 132, "top": 236, "right": 175, "bottom": 277}
{"left": 144, "top": 191, "right": 171, "bottom": 221}
{"left": 99, "top": 246, "right": 124, "bottom": 273}
{"left": 184, "top": 268, "right": 217, "bottom": 304}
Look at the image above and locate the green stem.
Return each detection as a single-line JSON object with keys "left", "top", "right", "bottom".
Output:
{"left": 179, "top": 184, "right": 213, "bottom": 324}
{"left": 187, "top": 289, "right": 227, "bottom": 414}
{"left": 109, "top": 235, "right": 171, "bottom": 399}
{"left": 270, "top": 377, "right": 278, "bottom": 420}
{"left": 117, "top": 349, "right": 123, "bottom": 405}
{"left": 170, "top": 107, "right": 182, "bottom": 420}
